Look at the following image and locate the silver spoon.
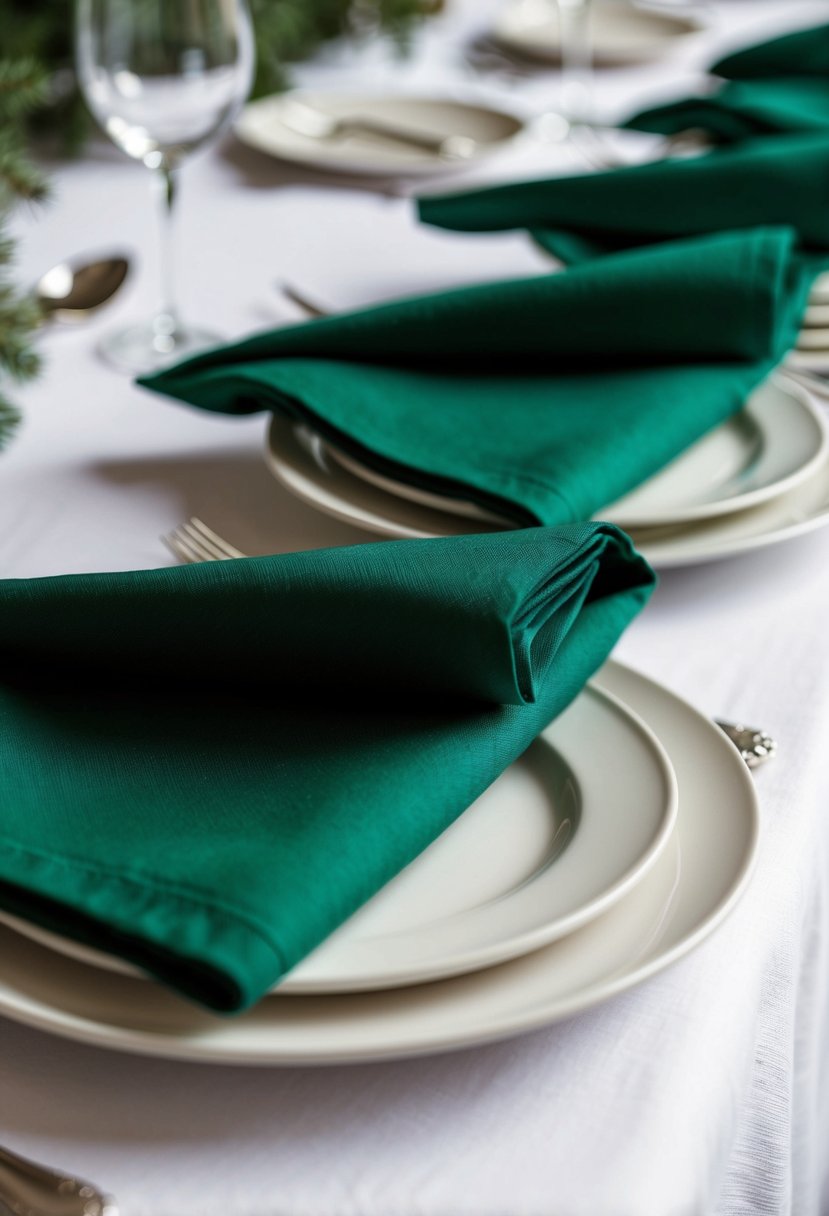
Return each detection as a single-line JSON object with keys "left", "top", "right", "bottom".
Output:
{"left": 0, "top": 1143, "right": 117, "bottom": 1216}
{"left": 35, "top": 255, "right": 130, "bottom": 324}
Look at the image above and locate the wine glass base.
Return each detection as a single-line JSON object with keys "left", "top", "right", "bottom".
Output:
{"left": 97, "top": 321, "right": 222, "bottom": 375}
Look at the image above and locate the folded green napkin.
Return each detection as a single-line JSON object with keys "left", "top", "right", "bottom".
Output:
{"left": 0, "top": 526, "right": 652, "bottom": 1012}
{"left": 140, "top": 228, "right": 810, "bottom": 527}
{"left": 417, "top": 132, "right": 829, "bottom": 263}
{"left": 626, "top": 23, "right": 829, "bottom": 143}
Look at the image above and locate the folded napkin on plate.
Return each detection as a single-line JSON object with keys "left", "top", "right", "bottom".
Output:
{"left": 626, "top": 23, "right": 829, "bottom": 143}
{"left": 417, "top": 132, "right": 829, "bottom": 263}
{"left": 140, "top": 228, "right": 811, "bottom": 527}
{"left": 0, "top": 526, "right": 653, "bottom": 1012}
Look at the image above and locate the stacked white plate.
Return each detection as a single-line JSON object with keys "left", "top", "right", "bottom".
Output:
{"left": 788, "top": 271, "right": 829, "bottom": 378}
{"left": 0, "top": 662, "right": 758, "bottom": 1065}
{"left": 490, "top": 0, "right": 706, "bottom": 67}
{"left": 263, "top": 373, "right": 829, "bottom": 568}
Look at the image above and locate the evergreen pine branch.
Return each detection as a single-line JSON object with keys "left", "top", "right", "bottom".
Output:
{"left": 0, "top": 394, "right": 21, "bottom": 451}
{"left": 0, "top": 133, "right": 48, "bottom": 203}
{"left": 0, "top": 58, "right": 50, "bottom": 119}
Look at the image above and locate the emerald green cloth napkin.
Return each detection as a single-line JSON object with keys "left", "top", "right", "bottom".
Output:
{"left": 417, "top": 132, "right": 829, "bottom": 263}
{"left": 0, "top": 526, "right": 653, "bottom": 1012}
{"left": 140, "top": 228, "right": 811, "bottom": 527}
{"left": 626, "top": 23, "right": 829, "bottom": 143}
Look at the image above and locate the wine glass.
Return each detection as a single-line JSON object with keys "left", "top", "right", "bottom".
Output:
{"left": 557, "top": 0, "right": 593, "bottom": 125}
{"left": 75, "top": 0, "right": 255, "bottom": 373}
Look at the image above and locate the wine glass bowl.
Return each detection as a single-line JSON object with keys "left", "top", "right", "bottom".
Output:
{"left": 75, "top": 0, "right": 255, "bottom": 372}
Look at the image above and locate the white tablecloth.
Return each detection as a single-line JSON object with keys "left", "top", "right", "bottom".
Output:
{"left": 3, "top": 3, "right": 829, "bottom": 1213}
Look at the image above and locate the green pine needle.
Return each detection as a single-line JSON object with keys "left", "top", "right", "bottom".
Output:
{"left": 0, "top": 395, "right": 21, "bottom": 451}
{"left": 0, "top": 58, "right": 49, "bottom": 118}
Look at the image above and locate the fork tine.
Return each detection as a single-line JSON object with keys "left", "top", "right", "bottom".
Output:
{"left": 162, "top": 519, "right": 248, "bottom": 564}
{"left": 163, "top": 529, "right": 212, "bottom": 564}
{"left": 186, "top": 518, "right": 247, "bottom": 559}
{"left": 177, "top": 521, "right": 235, "bottom": 562}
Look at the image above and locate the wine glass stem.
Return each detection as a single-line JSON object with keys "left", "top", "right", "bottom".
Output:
{"left": 154, "top": 163, "right": 180, "bottom": 342}
{"left": 559, "top": 0, "right": 593, "bottom": 123}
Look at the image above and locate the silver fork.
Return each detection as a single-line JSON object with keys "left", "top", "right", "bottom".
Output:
{"left": 162, "top": 519, "right": 776, "bottom": 769}
{"left": 162, "top": 516, "right": 247, "bottom": 564}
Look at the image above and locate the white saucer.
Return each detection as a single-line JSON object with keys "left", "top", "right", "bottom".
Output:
{"left": 323, "top": 378, "right": 827, "bottom": 529}
{"left": 492, "top": 0, "right": 704, "bottom": 66}
{"left": 0, "top": 662, "right": 758, "bottom": 1065}
{"left": 234, "top": 91, "right": 524, "bottom": 177}
{"left": 0, "top": 685, "right": 676, "bottom": 994}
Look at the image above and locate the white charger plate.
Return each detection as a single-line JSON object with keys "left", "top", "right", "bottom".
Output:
{"left": 0, "top": 662, "right": 758, "bottom": 1065}
{"left": 234, "top": 91, "right": 524, "bottom": 177}
{"left": 323, "top": 378, "right": 827, "bottom": 529}
{"left": 492, "top": 0, "right": 704, "bottom": 66}
{"left": 0, "top": 684, "right": 676, "bottom": 995}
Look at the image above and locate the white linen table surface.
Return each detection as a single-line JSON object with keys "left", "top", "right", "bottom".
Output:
{"left": 2, "top": 2, "right": 829, "bottom": 1213}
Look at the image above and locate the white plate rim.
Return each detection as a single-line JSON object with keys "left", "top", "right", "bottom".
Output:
{"left": 0, "top": 661, "right": 759, "bottom": 1065}
{"left": 263, "top": 403, "right": 829, "bottom": 569}
{"left": 492, "top": 0, "right": 706, "bottom": 66}
{"left": 320, "top": 377, "right": 829, "bottom": 529}
{"left": 0, "top": 684, "right": 678, "bottom": 994}
{"left": 233, "top": 90, "right": 526, "bottom": 178}
{"left": 602, "top": 377, "right": 829, "bottom": 526}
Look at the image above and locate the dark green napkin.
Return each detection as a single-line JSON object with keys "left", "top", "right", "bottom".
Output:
{"left": 715, "top": 21, "right": 829, "bottom": 79}
{"left": 140, "top": 228, "right": 811, "bottom": 527}
{"left": 626, "top": 23, "right": 829, "bottom": 143}
{"left": 0, "top": 526, "right": 652, "bottom": 1012}
{"left": 417, "top": 132, "right": 829, "bottom": 263}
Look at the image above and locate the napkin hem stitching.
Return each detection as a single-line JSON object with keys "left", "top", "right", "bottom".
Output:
{"left": 0, "top": 832, "right": 289, "bottom": 972}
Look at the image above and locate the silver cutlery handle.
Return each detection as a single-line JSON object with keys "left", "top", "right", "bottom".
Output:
{"left": 0, "top": 1146, "right": 117, "bottom": 1216}
{"left": 715, "top": 721, "right": 777, "bottom": 770}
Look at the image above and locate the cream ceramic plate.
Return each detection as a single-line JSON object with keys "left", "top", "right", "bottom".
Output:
{"left": 234, "top": 91, "right": 524, "bottom": 177}
{"left": 263, "top": 387, "right": 829, "bottom": 568}
{"left": 324, "top": 378, "right": 827, "bottom": 529}
{"left": 492, "top": 0, "right": 704, "bottom": 66}
{"left": 0, "top": 662, "right": 758, "bottom": 1065}
{"left": 809, "top": 272, "right": 829, "bottom": 305}
{"left": 788, "top": 349, "right": 829, "bottom": 375}
{"left": 0, "top": 685, "right": 677, "bottom": 994}
{"left": 627, "top": 451, "right": 829, "bottom": 568}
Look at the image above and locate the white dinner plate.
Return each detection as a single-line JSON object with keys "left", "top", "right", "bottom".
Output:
{"left": 788, "top": 348, "right": 829, "bottom": 375}
{"left": 797, "top": 328, "right": 829, "bottom": 351}
{"left": 263, "top": 386, "right": 829, "bottom": 568}
{"left": 323, "top": 377, "right": 827, "bottom": 529}
{"left": 804, "top": 303, "right": 829, "bottom": 327}
{"left": 626, "top": 450, "right": 829, "bottom": 567}
{"left": 809, "top": 272, "right": 829, "bottom": 305}
{"left": 0, "top": 686, "right": 676, "bottom": 994}
{"left": 234, "top": 91, "right": 525, "bottom": 177}
{"left": 492, "top": 0, "right": 704, "bottom": 66}
{"left": 0, "top": 662, "right": 758, "bottom": 1065}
